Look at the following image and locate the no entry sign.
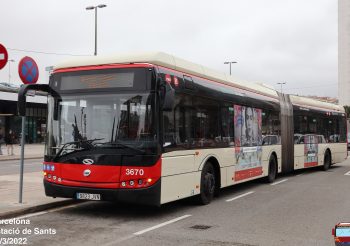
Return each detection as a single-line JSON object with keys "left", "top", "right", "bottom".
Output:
{"left": 18, "top": 56, "right": 39, "bottom": 84}
{"left": 0, "top": 44, "right": 8, "bottom": 70}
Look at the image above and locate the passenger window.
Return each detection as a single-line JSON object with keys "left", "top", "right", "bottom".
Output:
{"left": 221, "top": 105, "right": 235, "bottom": 147}
{"left": 183, "top": 75, "right": 194, "bottom": 90}
{"left": 163, "top": 93, "right": 193, "bottom": 150}
{"left": 262, "top": 110, "right": 280, "bottom": 145}
{"left": 192, "top": 97, "right": 219, "bottom": 148}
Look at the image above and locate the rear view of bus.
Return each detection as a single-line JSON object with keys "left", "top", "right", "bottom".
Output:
{"left": 333, "top": 223, "right": 350, "bottom": 245}
{"left": 40, "top": 63, "right": 162, "bottom": 205}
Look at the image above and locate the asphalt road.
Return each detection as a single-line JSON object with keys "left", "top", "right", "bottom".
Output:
{"left": 0, "top": 158, "right": 43, "bottom": 175}
{"left": 1, "top": 159, "right": 350, "bottom": 246}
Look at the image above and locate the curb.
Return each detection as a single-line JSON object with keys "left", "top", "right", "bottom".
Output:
{"left": 0, "top": 199, "right": 82, "bottom": 220}
{"left": 0, "top": 156, "right": 43, "bottom": 162}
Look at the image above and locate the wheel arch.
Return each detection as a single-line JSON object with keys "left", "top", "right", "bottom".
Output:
{"left": 199, "top": 155, "right": 221, "bottom": 191}
{"left": 269, "top": 151, "right": 278, "bottom": 175}
{"left": 324, "top": 148, "right": 332, "bottom": 164}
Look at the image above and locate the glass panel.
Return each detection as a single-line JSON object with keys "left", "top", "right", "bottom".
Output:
{"left": 221, "top": 105, "right": 235, "bottom": 147}
{"left": 46, "top": 93, "right": 156, "bottom": 157}
{"left": 192, "top": 97, "right": 219, "bottom": 148}
{"left": 336, "top": 228, "right": 350, "bottom": 237}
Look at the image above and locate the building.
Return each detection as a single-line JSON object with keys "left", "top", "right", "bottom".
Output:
{"left": 339, "top": 0, "right": 350, "bottom": 106}
{"left": 0, "top": 82, "right": 47, "bottom": 143}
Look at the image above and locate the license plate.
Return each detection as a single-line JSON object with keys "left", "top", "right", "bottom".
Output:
{"left": 76, "top": 193, "right": 101, "bottom": 200}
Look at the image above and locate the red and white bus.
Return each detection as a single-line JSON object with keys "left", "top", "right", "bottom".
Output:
{"left": 332, "top": 222, "right": 350, "bottom": 245}
{"left": 18, "top": 52, "right": 347, "bottom": 206}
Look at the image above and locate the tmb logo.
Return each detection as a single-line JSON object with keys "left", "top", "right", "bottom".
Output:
{"left": 82, "top": 159, "right": 94, "bottom": 165}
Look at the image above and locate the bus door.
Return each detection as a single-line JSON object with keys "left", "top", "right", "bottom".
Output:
{"left": 161, "top": 97, "right": 196, "bottom": 203}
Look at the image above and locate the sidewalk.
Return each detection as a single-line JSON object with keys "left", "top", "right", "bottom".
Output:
{"left": 0, "top": 172, "right": 75, "bottom": 219}
{"left": 0, "top": 144, "right": 76, "bottom": 219}
{"left": 0, "top": 143, "right": 45, "bottom": 161}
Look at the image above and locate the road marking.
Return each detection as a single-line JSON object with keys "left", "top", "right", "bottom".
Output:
{"left": 48, "top": 204, "right": 79, "bottom": 213}
{"left": 15, "top": 211, "right": 48, "bottom": 220}
{"left": 11, "top": 203, "right": 80, "bottom": 220}
{"left": 102, "top": 235, "right": 136, "bottom": 246}
{"left": 226, "top": 191, "right": 255, "bottom": 202}
{"left": 133, "top": 214, "right": 192, "bottom": 235}
{"left": 270, "top": 179, "right": 288, "bottom": 186}
{"left": 345, "top": 171, "right": 350, "bottom": 176}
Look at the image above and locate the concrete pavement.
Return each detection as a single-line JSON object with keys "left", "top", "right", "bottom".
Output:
{"left": 0, "top": 144, "right": 76, "bottom": 219}
{"left": 0, "top": 171, "right": 76, "bottom": 219}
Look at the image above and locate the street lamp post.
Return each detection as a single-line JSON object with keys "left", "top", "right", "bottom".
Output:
{"left": 224, "top": 61, "right": 237, "bottom": 75}
{"left": 8, "top": 59, "right": 15, "bottom": 84}
{"left": 86, "top": 4, "right": 107, "bottom": 56}
{"left": 277, "top": 82, "right": 286, "bottom": 93}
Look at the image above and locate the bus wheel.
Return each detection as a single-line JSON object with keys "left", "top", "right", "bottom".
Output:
{"left": 323, "top": 151, "right": 331, "bottom": 171}
{"left": 266, "top": 156, "right": 277, "bottom": 183}
{"left": 198, "top": 162, "right": 216, "bottom": 205}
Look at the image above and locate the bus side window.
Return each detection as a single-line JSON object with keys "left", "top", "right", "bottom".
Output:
{"left": 163, "top": 111, "right": 175, "bottom": 146}
{"left": 221, "top": 104, "right": 235, "bottom": 147}
{"left": 262, "top": 110, "right": 280, "bottom": 145}
{"left": 183, "top": 75, "right": 194, "bottom": 90}
{"left": 192, "top": 97, "right": 220, "bottom": 148}
{"left": 163, "top": 93, "right": 193, "bottom": 151}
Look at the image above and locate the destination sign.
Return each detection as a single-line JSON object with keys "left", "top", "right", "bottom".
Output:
{"left": 60, "top": 72, "right": 135, "bottom": 90}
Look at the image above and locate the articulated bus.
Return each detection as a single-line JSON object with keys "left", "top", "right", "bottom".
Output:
{"left": 18, "top": 52, "right": 347, "bottom": 206}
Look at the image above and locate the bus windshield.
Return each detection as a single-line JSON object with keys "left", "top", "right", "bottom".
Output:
{"left": 46, "top": 92, "right": 157, "bottom": 158}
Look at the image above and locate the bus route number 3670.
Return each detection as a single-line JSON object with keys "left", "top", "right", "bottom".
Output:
{"left": 125, "top": 168, "right": 144, "bottom": 176}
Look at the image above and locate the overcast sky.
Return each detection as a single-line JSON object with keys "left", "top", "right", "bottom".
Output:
{"left": 0, "top": 0, "right": 338, "bottom": 97}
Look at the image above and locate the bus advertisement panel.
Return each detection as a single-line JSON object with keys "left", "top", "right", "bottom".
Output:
{"left": 304, "top": 135, "right": 318, "bottom": 167}
{"left": 234, "top": 105, "right": 263, "bottom": 181}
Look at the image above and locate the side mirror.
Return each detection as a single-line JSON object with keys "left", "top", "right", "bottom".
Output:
{"left": 332, "top": 228, "right": 335, "bottom": 236}
{"left": 18, "top": 84, "right": 44, "bottom": 116}
{"left": 18, "top": 84, "right": 60, "bottom": 116}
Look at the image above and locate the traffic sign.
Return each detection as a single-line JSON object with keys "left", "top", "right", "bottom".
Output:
{"left": 18, "top": 56, "right": 39, "bottom": 84}
{"left": 0, "top": 44, "right": 8, "bottom": 70}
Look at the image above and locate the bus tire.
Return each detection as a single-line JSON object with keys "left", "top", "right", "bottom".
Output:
{"left": 323, "top": 150, "right": 331, "bottom": 171}
{"left": 197, "top": 162, "right": 216, "bottom": 205}
{"left": 266, "top": 155, "right": 277, "bottom": 183}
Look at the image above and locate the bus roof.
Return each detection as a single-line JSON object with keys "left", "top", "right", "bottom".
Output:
{"left": 290, "top": 94, "right": 344, "bottom": 112}
{"left": 54, "top": 51, "right": 343, "bottom": 113}
{"left": 54, "top": 51, "right": 278, "bottom": 97}
{"left": 337, "top": 223, "right": 350, "bottom": 227}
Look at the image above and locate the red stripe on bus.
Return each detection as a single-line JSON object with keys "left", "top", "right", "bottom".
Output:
{"left": 335, "top": 236, "right": 350, "bottom": 242}
{"left": 53, "top": 63, "right": 154, "bottom": 73}
{"left": 158, "top": 65, "right": 280, "bottom": 101}
{"left": 304, "top": 162, "right": 318, "bottom": 168}
{"left": 234, "top": 167, "right": 263, "bottom": 181}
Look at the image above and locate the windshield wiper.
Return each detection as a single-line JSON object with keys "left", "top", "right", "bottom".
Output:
{"left": 54, "top": 138, "right": 104, "bottom": 158}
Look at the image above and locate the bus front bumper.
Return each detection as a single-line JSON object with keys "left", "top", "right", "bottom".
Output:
{"left": 44, "top": 179, "right": 161, "bottom": 206}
